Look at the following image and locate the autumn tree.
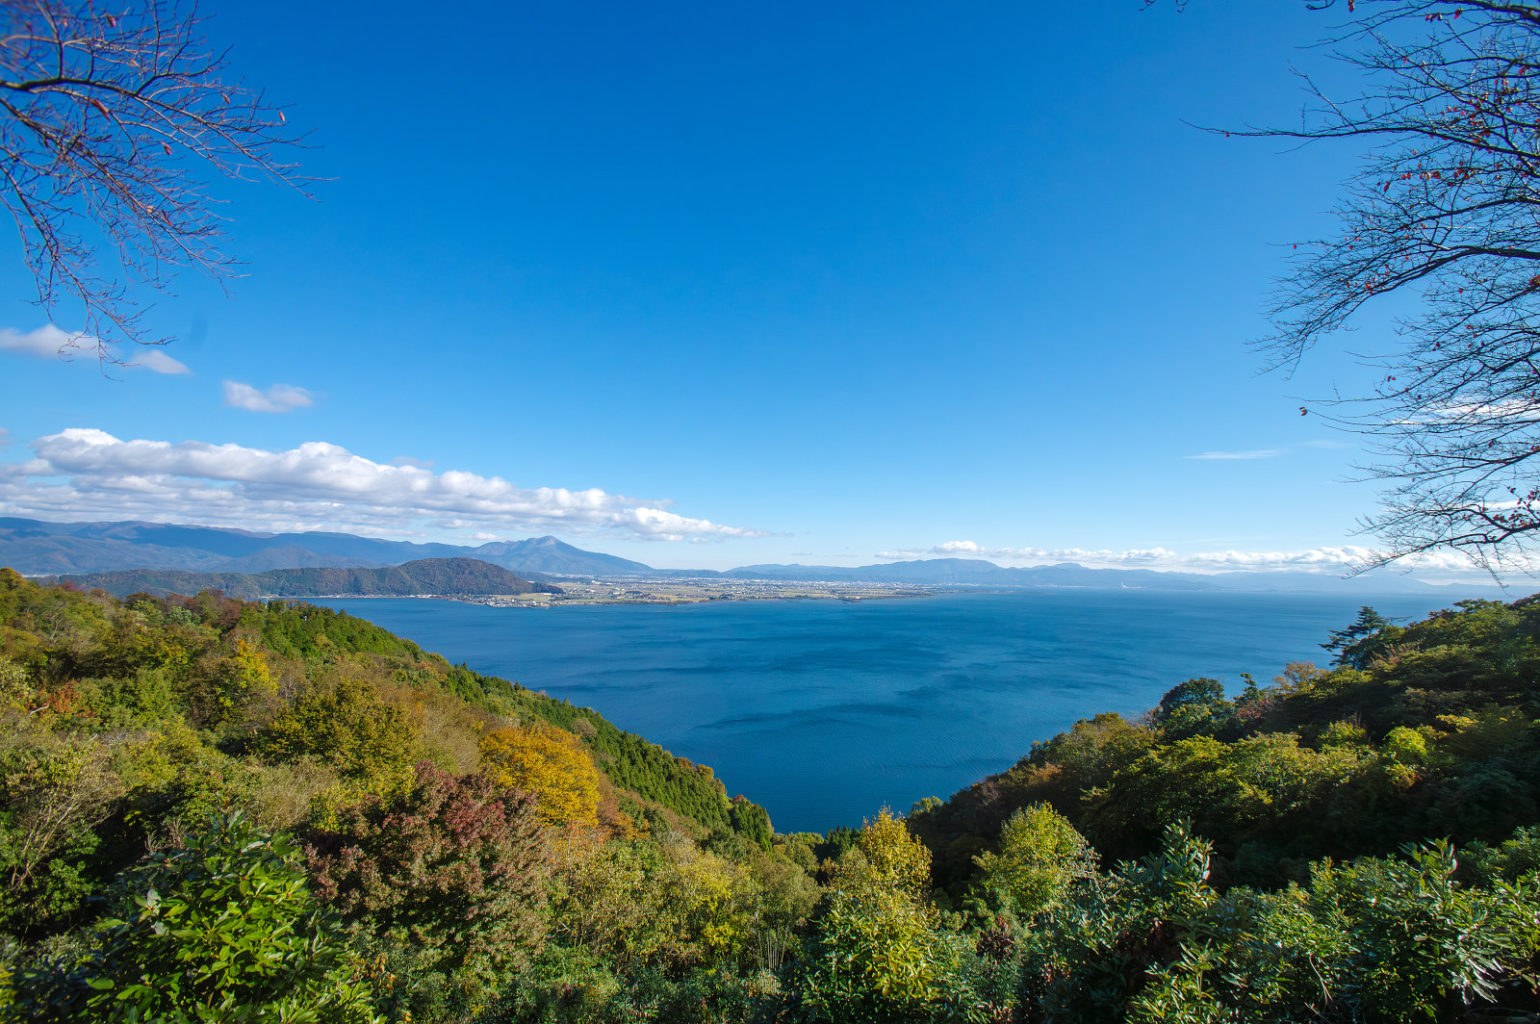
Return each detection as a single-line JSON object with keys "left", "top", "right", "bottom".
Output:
{"left": 0, "top": 0, "right": 306, "bottom": 362}
{"left": 305, "top": 763, "right": 552, "bottom": 1019}
{"left": 1238, "top": 0, "right": 1540, "bottom": 573}
{"left": 479, "top": 722, "right": 601, "bottom": 828}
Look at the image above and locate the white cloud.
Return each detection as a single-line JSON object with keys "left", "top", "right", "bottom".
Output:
{"left": 879, "top": 541, "right": 1183, "bottom": 567}
{"left": 1187, "top": 449, "right": 1283, "bottom": 461}
{"left": 223, "top": 380, "right": 314, "bottom": 413}
{"left": 0, "top": 324, "right": 84, "bottom": 359}
{"left": 878, "top": 539, "right": 1492, "bottom": 577}
{"left": 0, "top": 325, "right": 190, "bottom": 374}
{"left": 1397, "top": 399, "right": 1537, "bottom": 427}
{"left": 134, "top": 349, "right": 193, "bottom": 375}
{"left": 0, "top": 428, "right": 764, "bottom": 542}
{"left": 1186, "top": 439, "right": 1356, "bottom": 461}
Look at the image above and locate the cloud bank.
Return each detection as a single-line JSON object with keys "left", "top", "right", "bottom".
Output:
{"left": 877, "top": 539, "right": 1487, "bottom": 576}
{"left": 0, "top": 429, "right": 762, "bottom": 542}
{"left": 223, "top": 381, "right": 314, "bottom": 413}
{"left": 0, "top": 325, "right": 190, "bottom": 374}
{"left": 1186, "top": 440, "right": 1350, "bottom": 461}
{"left": 1187, "top": 448, "right": 1283, "bottom": 461}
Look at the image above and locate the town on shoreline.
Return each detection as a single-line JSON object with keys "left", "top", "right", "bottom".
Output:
{"left": 457, "top": 576, "right": 944, "bottom": 607}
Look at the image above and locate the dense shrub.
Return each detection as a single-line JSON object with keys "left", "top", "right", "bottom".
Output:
{"left": 307, "top": 762, "right": 553, "bottom": 1019}
{"left": 12, "top": 811, "right": 376, "bottom": 1023}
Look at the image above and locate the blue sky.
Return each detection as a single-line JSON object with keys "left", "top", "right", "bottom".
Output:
{"left": 0, "top": 1, "right": 1473, "bottom": 576}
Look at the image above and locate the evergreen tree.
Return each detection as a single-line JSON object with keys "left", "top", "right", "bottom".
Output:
{"left": 1322, "top": 606, "right": 1393, "bottom": 669}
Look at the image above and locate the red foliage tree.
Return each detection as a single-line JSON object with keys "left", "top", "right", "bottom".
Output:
{"left": 306, "top": 762, "right": 554, "bottom": 999}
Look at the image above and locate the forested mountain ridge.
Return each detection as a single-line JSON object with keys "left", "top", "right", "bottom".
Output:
{"left": 52, "top": 557, "right": 563, "bottom": 599}
{"left": 0, "top": 517, "right": 650, "bottom": 577}
{"left": 6, "top": 574, "right": 1540, "bottom": 1022}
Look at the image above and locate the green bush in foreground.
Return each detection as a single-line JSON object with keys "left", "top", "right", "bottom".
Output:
{"left": 11, "top": 811, "right": 378, "bottom": 1024}
{"left": 793, "top": 810, "right": 987, "bottom": 1024}
{"left": 1022, "top": 822, "right": 1540, "bottom": 1024}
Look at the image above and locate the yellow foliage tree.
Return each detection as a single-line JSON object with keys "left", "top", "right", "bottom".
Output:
{"left": 836, "top": 807, "right": 932, "bottom": 896}
{"left": 229, "top": 638, "right": 274, "bottom": 694}
{"left": 662, "top": 844, "right": 761, "bottom": 965}
{"left": 479, "top": 723, "right": 600, "bottom": 828}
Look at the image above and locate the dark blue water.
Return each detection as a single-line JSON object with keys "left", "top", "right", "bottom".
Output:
{"left": 319, "top": 590, "right": 1458, "bottom": 833}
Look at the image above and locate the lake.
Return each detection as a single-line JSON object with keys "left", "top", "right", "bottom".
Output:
{"left": 320, "top": 589, "right": 1471, "bottom": 833}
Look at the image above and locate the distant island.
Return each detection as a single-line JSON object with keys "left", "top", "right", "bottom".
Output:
{"left": 54, "top": 557, "right": 562, "bottom": 601}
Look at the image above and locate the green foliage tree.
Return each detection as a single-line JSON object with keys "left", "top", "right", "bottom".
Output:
{"left": 0, "top": 734, "right": 119, "bottom": 935}
{"left": 263, "top": 676, "right": 419, "bottom": 798}
{"left": 1154, "top": 678, "right": 1231, "bottom": 739}
{"left": 794, "top": 810, "right": 985, "bottom": 1023}
{"left": 970, "top": 803, "right": 1098, "bottom": 920}
{"left": 1083, "top": 732, "right": 1364, "bottom": 869}
{"left": 729, "top": 795, "right": 773, "bottom": 852}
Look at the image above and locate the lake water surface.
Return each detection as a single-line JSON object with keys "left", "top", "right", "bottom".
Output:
{"left": 320, "top": 590, "right": 1468, "bottom": 833}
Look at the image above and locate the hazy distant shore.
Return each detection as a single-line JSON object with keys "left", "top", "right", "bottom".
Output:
{"left": 453, "top": 577, "right": 943, "bottom": 607}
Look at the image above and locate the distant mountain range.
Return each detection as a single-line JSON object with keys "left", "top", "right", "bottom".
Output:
{"left": 53, "top": 558, "right": 561, "bottom": 600}
{"left": 0, "top": 517, "right": 647, "bottom": 577}
{"left": 714, "top": 557, "right": 1504, "bottom": 595}
{"left": 0, "top": 516, "right": 1509, "bottom": 596}
{"left": 720, "top": 558, "right": 1217, "bottom": 588}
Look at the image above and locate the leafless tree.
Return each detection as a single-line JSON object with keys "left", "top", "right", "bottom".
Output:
{"left": 1232, "top": 0, "right": 1540, "bottom": 575}
{"left": 0, "top": 0, "right": 306, "bottom": 364}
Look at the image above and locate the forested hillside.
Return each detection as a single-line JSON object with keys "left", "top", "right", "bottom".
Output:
{"left": 5, "top": 573, "right": 1540, "bottom": 1022}
{"left": 910, "top": 598, "right": 1540, "bottom": 891}
{"left": 54, "top": 557, "right": 562, "bottom": 600}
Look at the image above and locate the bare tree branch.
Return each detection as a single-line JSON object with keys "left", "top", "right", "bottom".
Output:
{"left": 1217, "top": 0, "right": 1540, "bottom": 576}
{"left": 0, "top": 0, "right": 309, "bottom": 365}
